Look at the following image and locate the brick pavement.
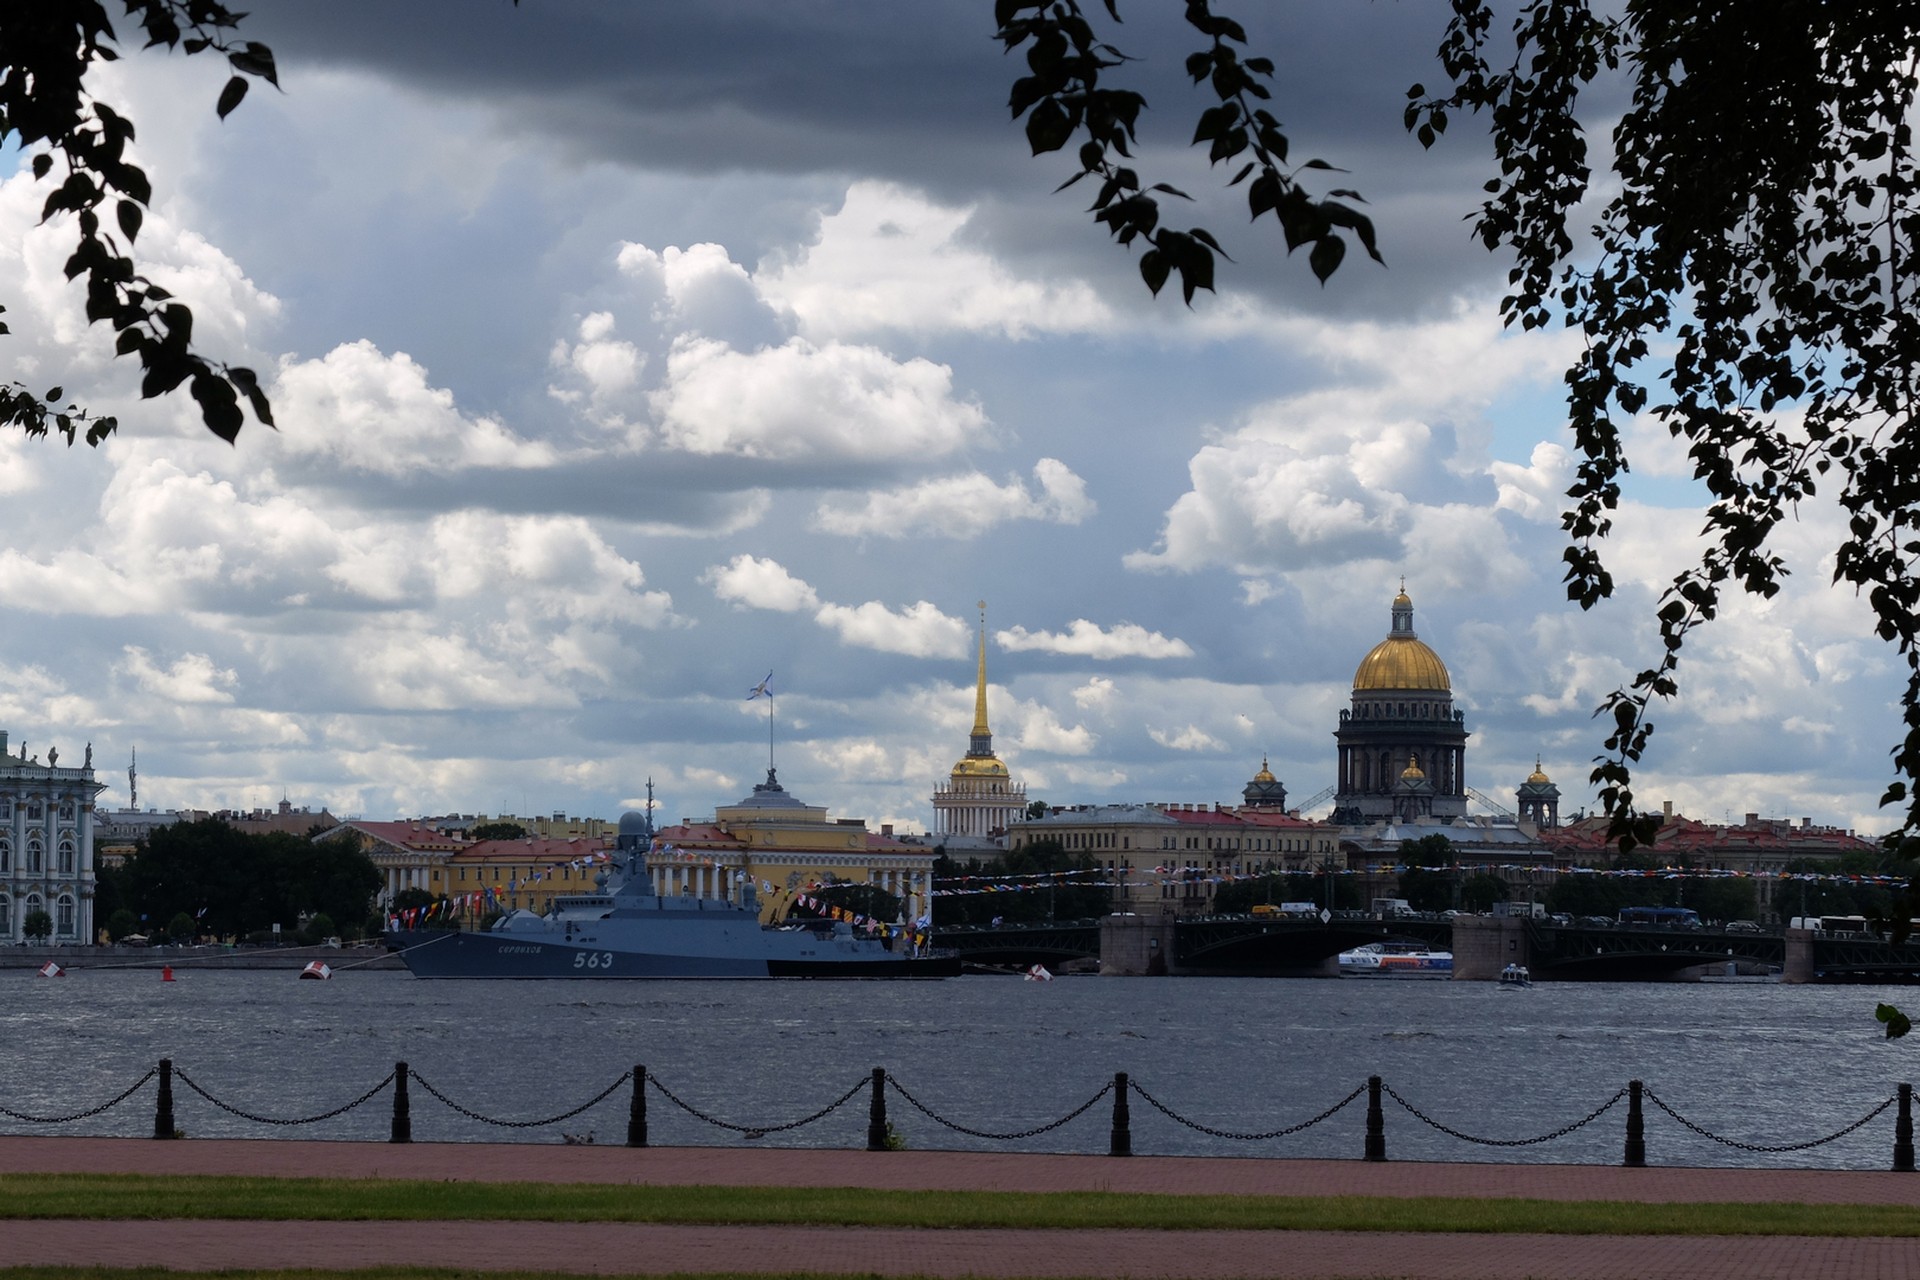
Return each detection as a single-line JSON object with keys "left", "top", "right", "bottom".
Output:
{"left": 2, "top": 1136, "right": 1917, "bottom": 1278}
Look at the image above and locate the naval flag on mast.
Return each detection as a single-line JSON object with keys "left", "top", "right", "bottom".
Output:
{"left": 747, "top": 672, "right": 773, "bottom": 700}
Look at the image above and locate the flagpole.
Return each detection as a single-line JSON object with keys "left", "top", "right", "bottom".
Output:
{"left": 768, "top": 688, "right": 775, "bottom": 774}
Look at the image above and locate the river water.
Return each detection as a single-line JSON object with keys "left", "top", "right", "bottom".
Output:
{"left": 2, "top": 967, "right": 1914, "bottom": 1169}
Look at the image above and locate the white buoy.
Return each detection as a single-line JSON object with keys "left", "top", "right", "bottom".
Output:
{"left": 36, "top": 960, "right": 64, "bottom": 978}
{"left": 299, "top": 961, "right": 333, "bottom": 980}
{"left": 1025, "top": 964, "right": 1053, "bottom": 982}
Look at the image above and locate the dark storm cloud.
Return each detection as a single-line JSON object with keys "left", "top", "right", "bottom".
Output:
{"left": 236, "top": 1, "right": 1554, "bottom": 319}
{"left": 291, "top": 448, "right": 933, "bottom": 524}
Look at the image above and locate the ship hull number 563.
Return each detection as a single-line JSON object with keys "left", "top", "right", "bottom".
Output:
{"left": 572, "top": 951, "right": 616, "bottom": 969}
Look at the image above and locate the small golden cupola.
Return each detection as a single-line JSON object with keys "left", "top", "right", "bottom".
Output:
{"left": 1242, "top": 755, "right": 1288, "bottom": 809}
{"left": 1517, "top": 755, "right": 1562, "bottom": 828}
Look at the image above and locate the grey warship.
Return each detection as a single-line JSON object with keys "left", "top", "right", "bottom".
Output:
{"left": 387, "top": 796, "right": 957, "bottom": 979}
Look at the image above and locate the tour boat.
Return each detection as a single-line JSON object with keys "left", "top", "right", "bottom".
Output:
{"left": 1337, "top": 942, "right": 1453, "bottom": 976}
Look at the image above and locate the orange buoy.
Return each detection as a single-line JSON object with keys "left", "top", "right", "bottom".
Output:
{"left": 161, "top": 965, "right": 175, "bottom": 982}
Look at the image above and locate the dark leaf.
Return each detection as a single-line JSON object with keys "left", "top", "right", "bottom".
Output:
{"left": 190, "top": 372, "right": 243, "bottom": 444}
{"left": 230, "top": 43, "right": 280, "bottom": 87}
{"left": 1877, "top": 1003, "right": 1912, "bottom": 1040}
{"left": 1139, "top": 248, "right": 1170, "bottom": 296}
{"left": 1308, "top": 234, "right": 1345, "bottom": 283}
{"left": 216, "top": 76, "right": 248, "bottom": 121}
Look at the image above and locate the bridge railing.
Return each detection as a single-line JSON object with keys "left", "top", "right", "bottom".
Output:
{"left": 2, "top": 1059, "right": 1911, "bottom": 1171}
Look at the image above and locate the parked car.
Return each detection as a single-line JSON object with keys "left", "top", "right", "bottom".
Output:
{"left": 1726, "top": 920, "right": 1761, "bottom": 933}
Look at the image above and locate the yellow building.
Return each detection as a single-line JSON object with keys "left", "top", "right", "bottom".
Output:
{"left": 1005, "top": 760, "right": 1340, "bottom": 916}
{"left": 436, "top": 836, "right": 614, "bottom": 915}
{"left": 478, "top": 813, "right": 617, "bottom": 840}
{"left": 651, "top": 769, "right": 935, "bottom": 925}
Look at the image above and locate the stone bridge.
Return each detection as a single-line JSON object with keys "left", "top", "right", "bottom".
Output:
{"left": 936, "top": 914, "right": 1920, "bottom": 982}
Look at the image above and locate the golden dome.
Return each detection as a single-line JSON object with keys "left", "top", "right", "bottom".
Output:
{"left": 951, "top": 755, "right": 1010, "bottom": 779}
{"left": 1253, "top": 755, "right": 1275, "bottom": 783}
{"left": 1353, "top": 586, "right": 1450, "bottom": 691}
{"left": 1527, "top": 756, "right": 1552, "bottom": 785}
{"left": 1354, "top": 636, "right": 1451, "bottom": 691}
{"left": 1399, "top": 756, "right": 1426, "bottom": 781}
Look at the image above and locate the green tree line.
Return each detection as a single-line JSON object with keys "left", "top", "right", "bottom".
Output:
{"left": 96, "top": 819, "right": 381, "bottom": 943}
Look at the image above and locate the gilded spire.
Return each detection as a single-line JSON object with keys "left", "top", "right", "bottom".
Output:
{"left": 969, "top": 600, "right": 992, "bottom": 751}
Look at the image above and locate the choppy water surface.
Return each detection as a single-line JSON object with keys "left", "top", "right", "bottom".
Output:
{"left": 2, "top": 968, "right": 1912, "bottom": 1168}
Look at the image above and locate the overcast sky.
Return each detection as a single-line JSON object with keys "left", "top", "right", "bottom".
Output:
{"left": 0, "top": 1, "right": 1899, "bottom": 837}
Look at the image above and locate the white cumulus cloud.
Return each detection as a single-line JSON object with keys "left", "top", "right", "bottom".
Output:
{"left": 998, "top": 620, "right": 1194, "bottom": 661}
{"left": 812, "top": 458, "right": 1093, "bottom": 538}
{"left": 115, "top": 648, "right": 237, "bottom": 705}
{"left": 758, "top": 180, "right": 1114, "bottom": 339}
{"left": 1151, "top": 725, "right": 1226, "bottom": 753}
{"left": 650, "top": 335, "right": 987, "bottom": 462}
{"left": 271, "top": 340, "right": 558, "bottom": 475}
{"left": 702, "top": 554, "right": 821, "bottom": 613}
{"left": 814, "top": 600, "right": 967, "bottom": 658}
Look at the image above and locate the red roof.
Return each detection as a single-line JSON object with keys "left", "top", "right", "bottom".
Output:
{"left": 1539, "top": 814, "right": 1875, "bottom": 861}
{"left": 450, "top": 836, "right": 613, "bottom": 864}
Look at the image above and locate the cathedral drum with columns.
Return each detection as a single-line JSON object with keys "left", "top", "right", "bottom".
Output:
{"left": 1330, "top": 588, "right": 1470, "bottom": 826}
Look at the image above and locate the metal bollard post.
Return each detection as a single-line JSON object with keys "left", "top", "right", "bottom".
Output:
{"left": 866, "top": 1067, "right": 889, "bottom": 1151}
{"left": 1895, "top": 1082, "right": 1914, "bottom": 1173}
{"left": 1364, "top": 1076, "right": 1386, "bottom": 1162}
{"left": 153, "top": 1058, "right": 176, "bottom": 1140}
{"left": 1109, "top": 1072, "right": 1132, "bottom": 1157}
{"left": 390, "top": 1060, "right": 411, "bottom": 1144}
{"left": 627, "top": 1064, "right": 648, "bottom": 1149}
{"left": 1623, "top": 1079, "right": 1645, "bottom": 1167}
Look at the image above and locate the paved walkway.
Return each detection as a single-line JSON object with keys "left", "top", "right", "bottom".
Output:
{"left": 3, "top": 1136, "right": 1917, "bottom": 1278}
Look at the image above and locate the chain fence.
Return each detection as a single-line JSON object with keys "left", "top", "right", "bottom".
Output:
{"left": 0, "top": 1068, "right": 156, "bottom": 1125}
{"left": 1642, "top": 1086, "right": 1899, "bottom": 1154}
{"left": 1129, "top": 1079, "right": 1369, "bottom": 1142}
{"left": 410, "top": 1069, "right": 632, "bottom": 1131}
{"left": 171, "top": 1068, "right": 396, "bottom": 1128}
{"left": 0, "top": 1062, "right": 1911, "bottom": 1170}
{"left": 885, "top": 1073, "right": 1113, "bottom": 1141}
{"left": 647, "top": 1073, "right": 869, "bottom": 1140}
{"left": 1383, "top": 1082, "right": 1629, "bottom": 1148}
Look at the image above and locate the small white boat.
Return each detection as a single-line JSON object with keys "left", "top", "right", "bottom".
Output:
{"left": 1024, "top": 964, "right": 1053, "bottom": 982}
{"left": 1499, "top": 964, "right": 1533, "bottom": 988}
{"left": 299, "top": 961, "right": 333, "bottom": 980}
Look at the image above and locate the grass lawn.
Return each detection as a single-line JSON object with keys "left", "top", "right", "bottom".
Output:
{"left": 0, "top": 1172, "right": 1914, "bottom": 1237}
